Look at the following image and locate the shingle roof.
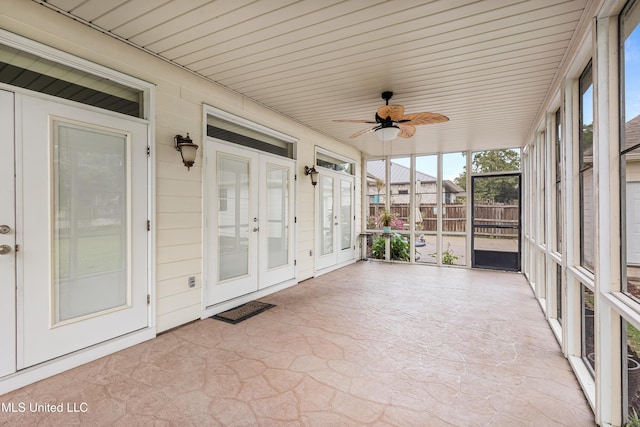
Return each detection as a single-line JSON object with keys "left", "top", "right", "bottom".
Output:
{"left": 625, "top": 114, "right": 640, "bottom": 151}
{"left": 366, "top": 161, "right": 435, "bottom": 184}
{"left": 366, "top": 160, "right": 464, "bottom": 193}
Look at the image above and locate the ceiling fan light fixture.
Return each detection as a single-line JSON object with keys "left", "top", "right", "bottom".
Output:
{"left": 376, "top": 125, "right": 400, "bottom": 141}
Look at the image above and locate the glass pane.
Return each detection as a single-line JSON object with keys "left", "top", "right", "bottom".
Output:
{"left": 556, "top": 264, "right": 563, "bottom": 322}
{"left": 207, "top": 116, "right": 293, "bottom": 158}
{"left": 624, "top": 151, "right": 640, "bottom": 300}
{"left": 53, "top": 122, "right": 128, "bottom": 322}
{"left": 415, "top": 234, "right": 437, "bottom": 264}
{"left": 443, "top": 235, "right": 466, "bottom": 266}
{"left": 416, "top": 155, "right": 437, "bottom": 232}
{"left": 582, "top": 285, "right": 595, "bottom": 374}
{"left": 266, "top": 164, "right": 288, "bottom": 269}
{"left": 626, "top": 321, "right": 640, "bottom": 419}
{"left": 582, "top": 167, "right": 595, "bottom": 272}
{"left": 555, "top": 108, "right": 563, "bottom": 252}
{"left": 340, "top": 180, "right": 352, "bottom": 251}
{"left": 1, "top": 43, "right": 142, "bottom": 117}
{"left": 622, "top": 0, "right": 640, "bottom": 302}
{"left": 540, "top": 134, "right": 546, "bottom": 244}
{"left": 580, "top": 62, "right": 595, "bottom": 273}
{"left": 470, "top": 149, "right": 521, "bottom": 173}
{"left": 443, "top": 152, "right": 467, "bottom": 232}
{"left": 218, "top": 154, "right": 250, "bottom": 281}
{"left": 366, "top": 159, "right": 385, "bottom": 230}
{"left": 320, "top": 176, "right": 334, "bottom": 256}
{"left": 388, "top": 157, "right": 410, "bottom": 231}
{"left": 317, "top": 152, "right": 355, "bottom": 175}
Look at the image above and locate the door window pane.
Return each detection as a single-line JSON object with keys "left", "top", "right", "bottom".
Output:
{"left": 340, "top": 180, "right": 352, "bottom": 251}
{"left": 266, "top": 164, "right": 289, "bottom": 269}
{"left": 320, "top": 176, "right": 334, "bottom": 256}
{"left": 53, "top": 122, "right": 128, "bottom": 322}
{"left": 218, "top": 154, "right": 250, "bottom": 281}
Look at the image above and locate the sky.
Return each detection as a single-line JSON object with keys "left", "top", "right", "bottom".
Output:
{"left": 626, "top": 24, "right": 640, "bottom": 123}
{"left": 391, "top": 152, "right": 467, "bottom": 182}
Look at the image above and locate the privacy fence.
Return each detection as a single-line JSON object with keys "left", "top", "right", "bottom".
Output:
{"left": 369, "top": 203, "right": 519, "bottom": 237}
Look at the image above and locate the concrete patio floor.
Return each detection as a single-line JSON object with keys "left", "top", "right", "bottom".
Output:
{"left": 0, "top": 262, "right": 594, "bottom": 426}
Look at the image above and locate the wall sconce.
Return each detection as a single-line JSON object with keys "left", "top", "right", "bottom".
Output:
{"left": 174, "top": 133, "right": 199, "bottom": 170}
{"left": 304, "top": 165, "right": 319, "bottom": 186}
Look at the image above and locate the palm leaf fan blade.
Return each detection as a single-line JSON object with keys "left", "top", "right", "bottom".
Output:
{"left": 377, "top": 105, "right": 405, "bottom": 121}
{"left": 350, "top": 127, "right": 377, "bottom": 138}
{"left": 333, "top": 119, "right": 378, "bottom": 124}
{"left": 399, "top": 112, "right": 449, "bottom": 125}
{"left": 397, "top": 124, "right": 416, "bottom": 138}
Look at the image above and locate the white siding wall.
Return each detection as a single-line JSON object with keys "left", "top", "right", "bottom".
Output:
{"left": 0, "top": 0, "right": 361, "bottom": 332}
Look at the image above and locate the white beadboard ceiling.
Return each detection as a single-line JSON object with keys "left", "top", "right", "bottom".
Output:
{"left": 34, "top": 0, "right": 591, "bottom": 156}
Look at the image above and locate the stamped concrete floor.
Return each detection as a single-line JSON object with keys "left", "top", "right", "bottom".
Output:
{"left": 0, "top": 262, "right": 594, "bottom": 426}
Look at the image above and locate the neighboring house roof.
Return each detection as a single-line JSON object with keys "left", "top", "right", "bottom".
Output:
{"left": 367, "top": 161, "right": 436, "bottom": 184}
{"left": 626, "top": 114, "right": 640, "bottom": 151}
{"left": 366, "top": 160, "right": 464, "bottom": 193}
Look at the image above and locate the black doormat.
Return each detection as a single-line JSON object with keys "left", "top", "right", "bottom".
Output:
{"left": 210, "top": 301, "right": 276, "bottom": 324}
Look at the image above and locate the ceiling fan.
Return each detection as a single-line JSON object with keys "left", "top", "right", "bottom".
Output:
{"left": 334, "top": 91, "right": 448, "bottom": 141}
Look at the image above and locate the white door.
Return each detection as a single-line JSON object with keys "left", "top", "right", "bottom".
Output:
{"left": 206, "top": 143, "right": 259, "bottom": 305}
{"left": 18, "top": 95, "right": 149, "bottom": 368}
{"left": 315, "top": 172, "right": 355, "bottom": 271}
{"left": 205, "top": 141, "right": 295, "bottom": 306}
{"left": 259, "top": 157, "right": 295, "bottom": 289}
{"left": 0, "top": 90, "right": 16, "bottom": 377}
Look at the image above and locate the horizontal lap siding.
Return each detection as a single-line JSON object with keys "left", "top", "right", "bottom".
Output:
{"left": 1, "top": 0, "right": 361, "bottom": 333}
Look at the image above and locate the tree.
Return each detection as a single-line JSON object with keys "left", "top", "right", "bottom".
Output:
{"left": 454, "top": 149, "right": 520, "bottom": 204}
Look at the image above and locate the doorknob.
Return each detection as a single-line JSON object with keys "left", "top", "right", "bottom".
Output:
{"left": 253, "top": 227, "right": 260, "bottom": 232}
{"left": 0, "top": 245, "right": 11, "bottom": 255}
{"left": 0, "top": 225, "right": 10, "bottom": 234}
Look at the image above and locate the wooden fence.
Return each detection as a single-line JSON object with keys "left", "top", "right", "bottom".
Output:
{"left": 369, "top": 203, "right": 519, "bottom": 237}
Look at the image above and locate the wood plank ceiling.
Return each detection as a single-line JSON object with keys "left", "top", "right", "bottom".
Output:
{"left": 34, "top": 0, "right": 591, "bottom": 156}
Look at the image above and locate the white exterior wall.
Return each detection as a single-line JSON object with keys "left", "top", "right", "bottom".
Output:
{"left": 0, "top": 0, "right": 360, "bottom": 332}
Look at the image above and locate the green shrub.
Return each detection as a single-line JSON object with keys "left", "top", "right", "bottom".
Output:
{"left": 429, "top": 243, "right": 459, "bottom": 265}
{"left": 371, "top": 234, "right": 410, "bottom": 261}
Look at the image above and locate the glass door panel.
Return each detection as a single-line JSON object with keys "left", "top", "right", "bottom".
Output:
{"left": 340, "top": 180, "right": 352, "bottom": 251}
{"left": 266, "top": 164, "right": 289, "bottom": 269}
{"left": 320, "top": 176, "right": 334, "bottom": 256}
{"left": 217, "top": 154, "right": 250, "bottom": 281}
{"left": 53, "top": 123, "right": 128, "bottom": 322}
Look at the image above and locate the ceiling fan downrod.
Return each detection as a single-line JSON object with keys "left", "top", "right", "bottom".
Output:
{"left": 381, "top": 91, "right": 393, "bottom": 105}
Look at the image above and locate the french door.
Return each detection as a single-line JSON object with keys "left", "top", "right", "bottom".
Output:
{"left": 0, "top": 90, "right": 16, "bottom": 377}
{"left": 315, "top": 171, "right": 355, "bottom": 271}
{"left": 1, "top": 92, "right": 149, "bottom": 373}
{"left": 205, "top": 141, "right": 295, "bottom": 306}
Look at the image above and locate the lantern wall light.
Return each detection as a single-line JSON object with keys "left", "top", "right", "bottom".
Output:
{"left": 304, "top": 165, "right": 319, "bottom": 186}
{"left": 174, "top": 133, "right": 199, "bottom": 170}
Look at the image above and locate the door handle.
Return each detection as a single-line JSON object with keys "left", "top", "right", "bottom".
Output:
{"left": 0, "top": 245, "right": 11, "bottom": 255}
{"left": 0, "top": 225, "right": 10, "bottom": 234}
{"left": 253, "top": 227, "right": 260, "bottom": 232}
